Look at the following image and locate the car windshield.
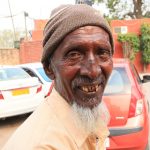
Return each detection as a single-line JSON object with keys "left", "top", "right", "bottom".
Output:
{"left": 104, "top": 67, "right": 131, "bottom": 95}
{"left": 0, "top": 67, "right": 31, "bottom": 81}
{"left": 36, "top": 67, "right": 51, "bottom": 82}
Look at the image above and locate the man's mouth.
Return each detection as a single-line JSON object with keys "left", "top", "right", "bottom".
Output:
{"left": 79, "top": 84, "right": 100, "bottom": 93}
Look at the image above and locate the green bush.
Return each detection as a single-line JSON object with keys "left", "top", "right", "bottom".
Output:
{"left": 140, "top": 23, "right": 150, "bottom": 64}
{"left": 118, "top": 33, "right": 140, "bottom": 60}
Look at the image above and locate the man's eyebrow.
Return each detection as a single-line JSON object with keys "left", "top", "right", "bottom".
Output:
{"left": 96, "top": 42, "right": 111, "bottom": 49}
{"left": 62, "top": 40, "right": 85, "bottom": 48}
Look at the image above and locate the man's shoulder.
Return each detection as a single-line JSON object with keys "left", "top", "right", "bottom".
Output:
{"left": 2, "top": 100, "right": 72, "bottom": 150}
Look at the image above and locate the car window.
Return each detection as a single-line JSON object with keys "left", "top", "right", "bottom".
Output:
{"left": 104, "top": 67, "right": 131, "bottom": 95}
{"left": 0, "top": 68, "right": 30, "bottom": 81}
{"left": 36, "top": 68, "right": 51, "bottom": 82}
{"left": 130, "top": 63, "right": 142, "bottom": 84}
{"left": 22, "top": 68, "right": 42, "bottom": 83}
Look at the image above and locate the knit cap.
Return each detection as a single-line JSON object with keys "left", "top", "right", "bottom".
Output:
{"left": 41, "top": 4, "right": 114, "bottom": 68}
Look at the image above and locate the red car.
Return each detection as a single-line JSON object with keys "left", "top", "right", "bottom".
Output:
{"left": 103, "top": 59, "right": 150, "bottom": 150}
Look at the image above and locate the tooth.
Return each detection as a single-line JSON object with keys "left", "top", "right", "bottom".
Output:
{"left": 82, "top": 86, "right": 89, "bottom": 92}
{"left": 96, "top": 87, "right": 98, "bottom": 91}
{"left": 85, "top": 87, "right": 88, "bottom": 92}
{"left": 82, "top": 87, "right": 85, "bottom": 91}
{"left": 82, "top": 87, "right": 84, "bottom": 91}
{"left": 82, "top": 85, "right": 99, "bottom": 92}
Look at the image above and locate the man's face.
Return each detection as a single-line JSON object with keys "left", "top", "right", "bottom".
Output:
{"left": 50, "top": 26, "right": 113, "bottom": 109}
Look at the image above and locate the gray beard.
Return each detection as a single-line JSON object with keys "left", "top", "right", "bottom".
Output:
{"left": 71, "top": 101, "right": 110, "bottom": 134}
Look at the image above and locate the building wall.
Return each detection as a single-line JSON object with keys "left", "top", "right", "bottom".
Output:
{"left": 32, "top": 20, "right": 47, "bottom": 41}
{"left": 32, "top": 30, "right": 44, "bottom": 41}
{"left": 19, "top": 40, "right": 43, "bottom": 64}
{"left": 111, "top": 18, "right": 150, "bottom": 73}
{"left": 34, "top": 20, "right": 47, "bottom": 30}
{"left": 0, "top": 49, "right": 20, "bottom": 65}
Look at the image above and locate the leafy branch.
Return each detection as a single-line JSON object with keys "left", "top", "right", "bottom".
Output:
{"left": 140, "top": 23, "right": 150, "bottom": 64}
{"left": 118, "top": 33, "right": 140, "bottom": 60}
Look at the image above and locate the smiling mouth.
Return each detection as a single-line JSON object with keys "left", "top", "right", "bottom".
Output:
{"left": 79, "top": 84, "right": 100, "bottom": 93}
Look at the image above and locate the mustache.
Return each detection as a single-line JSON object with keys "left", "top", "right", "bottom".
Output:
{"left": 72, "top": 75, "right": 105, "bottom": 88}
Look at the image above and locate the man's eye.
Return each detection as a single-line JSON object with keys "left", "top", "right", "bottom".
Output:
{"left": 97, "top": 50, "right": 111, "bottom": 61}
{"left": 98, "top": 50, "right": 110, "bottom": 56}
{"left": 66, "top": 51, "right": 82, "bottom": 59}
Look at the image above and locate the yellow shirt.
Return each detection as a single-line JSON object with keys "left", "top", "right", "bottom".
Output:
{"left": 2, "top": 88, "right": 109, "bottom": 150}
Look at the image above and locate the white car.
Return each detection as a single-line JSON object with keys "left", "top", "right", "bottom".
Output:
{"left": 19, "top": 62, "right": 53, "bottom": 97}
{"left": 0, "top": 65, "right": 44, "bottom": 119}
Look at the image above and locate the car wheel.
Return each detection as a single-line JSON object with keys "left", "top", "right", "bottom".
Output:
{"left": 146, "top": 143, "right": 149, "bottom": 150}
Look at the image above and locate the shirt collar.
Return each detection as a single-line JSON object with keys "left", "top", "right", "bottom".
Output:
{"left": 47, "top": 88, "right": 109, "bottom": 147}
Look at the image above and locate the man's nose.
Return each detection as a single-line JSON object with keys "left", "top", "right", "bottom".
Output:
{"left": 80, "top": 55, "right": 101, "bottom": 79}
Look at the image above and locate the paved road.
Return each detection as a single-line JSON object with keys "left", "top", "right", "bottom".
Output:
{"left": 0, "top": 83, "right": 150, "bottom": 149}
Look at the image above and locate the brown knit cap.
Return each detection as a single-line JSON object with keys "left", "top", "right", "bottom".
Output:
{"left": 41, "top": 4, "right": 114, "bottom": 68}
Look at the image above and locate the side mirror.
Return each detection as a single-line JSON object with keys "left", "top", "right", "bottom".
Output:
{"left": 142, "top": 75, "right": 150, "bottom": 83}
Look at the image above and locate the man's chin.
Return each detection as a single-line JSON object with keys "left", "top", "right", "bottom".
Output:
{"left": 73, "top": 86, "right": 104, "bottom": 109}
{"left": 71, "top": 101, "right": 110, "bottom": 134}
{"left": 73, "top": 95, "right": 103, "bottom": 109}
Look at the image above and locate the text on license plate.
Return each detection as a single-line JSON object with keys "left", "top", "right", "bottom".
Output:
{"left": 12, "top": 88, "right": 29, "bottom": 96}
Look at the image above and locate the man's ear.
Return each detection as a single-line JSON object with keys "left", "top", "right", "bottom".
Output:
{"left": 44, "top": 65, "right": 55, "bottom": 80}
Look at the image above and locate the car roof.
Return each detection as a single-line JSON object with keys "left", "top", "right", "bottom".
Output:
{"left": 0, "top": 65, "right": 22, "bottom": 68}
{"left": 19, "top": 62, "right": 43, "bottom": 68}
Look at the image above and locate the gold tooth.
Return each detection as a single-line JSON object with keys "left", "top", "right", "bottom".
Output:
{"left": 82, "top": 87, "right": 84, "bottom": 91}
{"left": 81, "top": 85, "right": 99, "bottom": 92}
{"left": 96, "top": 87, "right": 98, "bottom": 92}
{"left": 85, "top": 87, "right": 88, "bottom": 92}
{"left": 96, "top": 85, "right": 98, "bottom": 92}
{"left": 82, "top": 86, "right": 88, "bottom": 92}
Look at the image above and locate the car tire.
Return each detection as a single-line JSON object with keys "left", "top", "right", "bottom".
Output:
{"left": 146, "top": 143, "right": 149, "bottom": 150}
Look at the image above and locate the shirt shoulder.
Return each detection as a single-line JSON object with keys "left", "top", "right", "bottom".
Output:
{"left": 2, "top": 99, "right": 77, "bottom": 150}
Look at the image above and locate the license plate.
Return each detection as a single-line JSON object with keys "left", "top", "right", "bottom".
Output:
{"left": 104, "top": 137, "right": 110, "bottom": 148}
{"left": 12, "top": 88, "right": 29, "bottom": 96}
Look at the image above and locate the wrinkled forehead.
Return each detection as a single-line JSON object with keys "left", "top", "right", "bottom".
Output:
{"left": 72, "top": 25, "right": 109, "bottom": 35}
{"left": 62, "top": 25, "right": 110, "bottom": 43}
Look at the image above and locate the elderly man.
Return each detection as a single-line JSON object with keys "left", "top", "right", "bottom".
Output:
{"left": 2, "top": 4, "right": 114, "bottom": 150}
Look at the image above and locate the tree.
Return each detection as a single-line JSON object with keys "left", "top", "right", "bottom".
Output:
{"left": 140, "top": 23, "right": 150, "bottom": 71}
{"left": 117, "top": 33, "right": 140, "bottom": 61}
{"left": 91, "top": 0, "right": 150, "bottom": 19}
{"left": 0, "top": 30, "right": 25, "bottom": 48}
